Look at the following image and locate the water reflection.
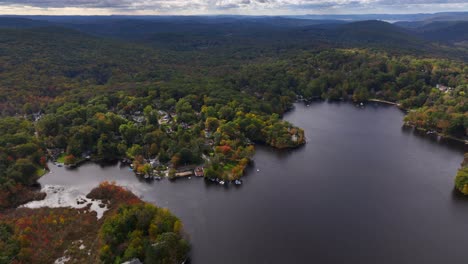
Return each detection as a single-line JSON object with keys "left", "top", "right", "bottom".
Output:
{"left": 451, "top": 188, "right": 468, "bottom": 202}
{"left": 403, "top": 126, "right": 467, "bottom": 153}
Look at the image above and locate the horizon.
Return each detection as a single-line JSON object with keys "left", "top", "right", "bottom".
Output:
{"left": 0, "top": 11, "right": 467, "bottom": 19}
{"left": 0, "top": 1, "right": 467, "bottom": 16}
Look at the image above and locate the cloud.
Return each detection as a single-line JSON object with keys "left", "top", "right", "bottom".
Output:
{"left": 0, "top": 0, "right": 466, "bottom": 14}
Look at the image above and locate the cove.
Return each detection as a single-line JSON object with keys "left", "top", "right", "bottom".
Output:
{"left": 36, "top": 102, "right": 467, "bottom": 264}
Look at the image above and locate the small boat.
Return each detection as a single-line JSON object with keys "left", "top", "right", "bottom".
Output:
{"left": 57, "top": 164, "right": 63, "bottom": 167}
{"left": 154, "top": 176, "right": 162, "bottom": 180}
{"left": 219, "top": 181, "right": 225, "bottom": 185}
{"left": 235, "top": 180, "right": 242, "bottom": 185}
{"left": 256, "top": 169, "right": 260, "bottom": 172}
{"left": 360, "top": 102, "right": 364, "bottom": 106}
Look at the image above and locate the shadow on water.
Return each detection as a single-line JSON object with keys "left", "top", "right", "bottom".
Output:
{"left": 401, "top": 125, "right": 467, "bottom": 153}
{"left": 66, "top": 159, "right": 121, "bottom": 170}
{"left": 451, "top": 188, "right": 468, "bottom": 203}
{"left": 252, "top": 141, "right": 307, "bottom": 161}
{"left": 96, "top": 159, "right": 120, "bottom": 167}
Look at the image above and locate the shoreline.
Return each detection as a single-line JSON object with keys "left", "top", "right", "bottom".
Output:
{"left": 366, "top": 99, "right": 466, "bottom": 145}
{"left": 404, "top": 123, "right": 468, "bottom": 145}
{"left": 368, "top": 98, "right": 401, "bottom": 106}
{"left": 48, "top": 100, "right": 465, "bottom": 179}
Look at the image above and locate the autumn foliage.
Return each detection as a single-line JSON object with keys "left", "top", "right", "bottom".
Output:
{"left": 87, "top": 181, "right": 141, "bottom": 207}
{"left": 0, "top": 182, "right": 189, "bottom": 264}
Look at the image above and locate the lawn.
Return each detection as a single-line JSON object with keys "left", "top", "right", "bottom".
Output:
{"left": 56, "top": 153, "right": 66, "bottom": 163}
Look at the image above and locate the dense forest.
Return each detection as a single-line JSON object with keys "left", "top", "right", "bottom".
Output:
{"left": 0, "top": 17, "right": 467, "bottom": 207}
{"left": 0, "top": 15, "right": 466, "bottom": 263}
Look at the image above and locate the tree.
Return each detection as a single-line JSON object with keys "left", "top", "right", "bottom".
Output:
{"left": 119, "top": 123, "right": 139, "bottom": 145}
{"left": 175, "top": 99, "right": 196, "bottom": 124}
{"left": 97, "top": 134, "right": 118, "bottom": 160}
{"left": 66, "top": 137, "right": 82, "bottom": 157}
{"left": 171, "top": 154, "right": 181, "bottom": 168}
{"left": 9, "top": 159, "right": 37, "bottom": 184}
{"left": 0, "top": 223, "right": 20, "bottom": 263}
{"left": 455, "top": 154, "right": 468, "bottom": 194}
{"left": 64, "top": 154, "right": 77, "bottom": 165}
{"left": 352, "top": 87, "right": 370, "bottom": 102}
{"left": 127, "top": 144, "right": 144, "bottom": 159}
{"left": 205, "top": 117, "right": 220, "bottom": 132}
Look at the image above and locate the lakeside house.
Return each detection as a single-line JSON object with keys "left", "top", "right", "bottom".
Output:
{"left": 47, "top": 148, "right": 64, "bottom": 161}
{"left": 292, "top": 134, "right": 298, "bottom": 142}
{"left": 149, "top": 159, "right": 160, "bottom": 168}
{"left": 194, "top": 167, "right": 204, "bottom": 177}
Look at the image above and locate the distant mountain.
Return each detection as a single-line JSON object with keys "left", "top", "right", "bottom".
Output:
{"left": 54, "top": 17, "right": 346, "bottom": 40}
{"left": 289, "top": 12, "right": 468, "bottom": 22}
{"left": 301, "top": 20, "right": 426, "bottom": 50}
{"left": 418, "top": 21, "right": 468, "bottom": 43}
{"left": 0, "top": 16, "right": 465, "bottom": 60}
{"left": 393, "top": 21, "right": 426, "bottom": 29}
{"left": 395, "top": 20, "right": 468, "bottom": 44}
{"left": 419, "top": 12, "right": 468, "bottom": 22}
{"left": 0, "top": 17, "right": 53, "bottom": 28}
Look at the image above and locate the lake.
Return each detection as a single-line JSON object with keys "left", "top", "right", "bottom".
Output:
{"left": 37, "top": 102, "right": 467, "bottom": 264}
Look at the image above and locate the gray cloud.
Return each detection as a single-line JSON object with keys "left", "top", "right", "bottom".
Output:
{"left": 0, "top": 0, "right": 466, "bottom": 14}
{"left": 0, "top": 0, "right": 129, "bottom": 8}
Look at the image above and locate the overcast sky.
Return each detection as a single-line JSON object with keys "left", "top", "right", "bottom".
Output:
{"left": 0, "top": 0, "right": 467, "bottom": 15}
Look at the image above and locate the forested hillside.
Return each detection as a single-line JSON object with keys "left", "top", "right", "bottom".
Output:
{"left": 0, "top": 19, "right": 466, "bottom": 208}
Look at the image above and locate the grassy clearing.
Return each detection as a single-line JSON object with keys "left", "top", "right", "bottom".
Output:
{"left": 36, "top": 167, "right": 48, "bottom": 177}
{"left": 56, "top": 153, "right": 66, "bottom": 163}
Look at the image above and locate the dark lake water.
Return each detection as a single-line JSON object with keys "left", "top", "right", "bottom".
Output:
{"left": 38, "top": 102, "right": 467, "bottom": 264}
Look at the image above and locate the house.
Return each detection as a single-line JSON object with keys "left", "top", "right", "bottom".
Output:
{"left": 204, "top": 139, "right": 215, "bottom": 146}
{"left": 436, "top": 84, "right": 453, "bottom": 93}
{"left": 132, "top": 115, "right": 145, "bottom": 123}
{"left": 158, "top": 110, "right": 168, "bottom": 116}
{"left": 33, "top": 111, "right": 43, "bottom": 122}
{"left": 149, "top": 159, "right": 160, "bottom": 168}
{"left": 180, "top": 122, "right": 190, "bottom": 130}
{"left": 204, "top": 130, "right": 212, "bottom": 138}
{"left": 291, "top": 134, "right": 298, "bottom": 142}
{"left": 194, "top": 167, "right": 204, "bottom": 177}
{"left": 122, "top": 258, "right": 142, "bottom": 264}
